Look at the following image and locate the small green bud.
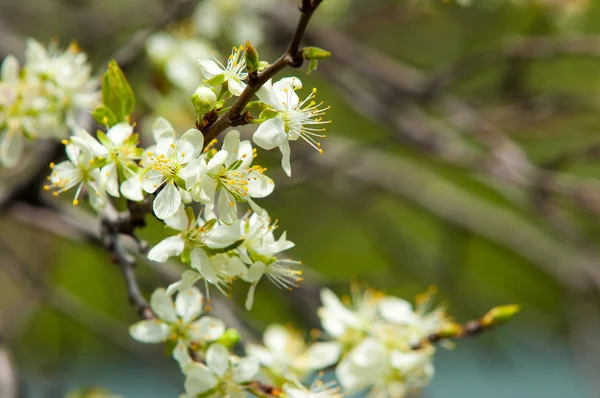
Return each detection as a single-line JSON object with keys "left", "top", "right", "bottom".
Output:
{"left": 481, "top": 304, "right": 520, "bottom": 327}
{"left": 302, "top": 46, "right": 332, "bottom": 61}
{"left": 216, "top": 328, "right": 241, "bottom": 348}
{"left": 437, "top": 322, "right": 464, "bottom": 338}
{"left": 245, "top": 40, "right": 260, "bottom": 74}
{"left": 191, "top": 86, "right": 217, "bottom": 116}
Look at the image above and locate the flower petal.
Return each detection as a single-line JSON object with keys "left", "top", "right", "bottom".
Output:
{"left": 150, "top": 288, "right": 178, "bottom": 323}
{"left": 304, "top": 341, "right": 342, "bottom": 370}
{"left": 189, "top": 316, "right": 225, "bottom": 341}
{"left": 141, "top": 169, "right": 165, "bottom": 193}
{"left": 280, "top": 140, "right": 292, "bottom": 177}
{"left": 129, "top": 320, "right": 170, "bottom": 343}
{"left": 175, "top": 287, "right": 204, "bottom": 323}
{"left": 164, "top": 203, "right": 188, "bottom": 231}
{"left": 178, "top": 128, "right": 204, "bottom": 164}
{"left": 253, "top": 118, "right": 287, "bottom": 150}
{"left": 153, "top": 182, "right": 181, "bottom": 219}
{"left": 166, "top": 270, "right": 203, "bottom": 296}
{"left": 0, "top": 129, "right": 23, "bottom": 168}
{"left": 227, "top": 78, "right": 246, "bottom": 96}
{"left": 173, "top": 340, "right": 193, "bottom": 370}
{"left": 190, "top": 247, "right": 218, "bottom": 284}
{"left": 152, "top": 117, "right": 175, "bottom": 143}
{"left": 107, "top": 122, "right": 133, "bottom": 146}
{"left": 206, "top": 343, "right": 229, "bottom": 378}
{"left": 232, "top": 357, "right": 259, "bottom": 383}
{"left": 121, "top": 176, "right": 144, "bottom": 201}
{"left": 198, "top": 60, "right": 223, "bottom": 79}
{"left": 147, "top": 236, "right": 185, "bottom": 263}
{"left": 205, "top": 221, "right": 241, "bottom": 249}
{"left": 184, "top": 363, "right": 218, "bottom": 394}
{"left": 100, "top": 163, "right": 120, "bottom": 197}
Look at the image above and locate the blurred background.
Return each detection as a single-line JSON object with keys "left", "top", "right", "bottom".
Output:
{"left": 1, "top": 0, "right": 600, "bottom": 397}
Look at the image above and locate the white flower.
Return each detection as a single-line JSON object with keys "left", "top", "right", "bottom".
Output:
{"left": 71, "top": 122, "right": 144, "bottom": 200}
{"left": 44, "top": 143, "right": 107, "bottom": 211}
{"left": 141, "top": 117, "right": 204, "bottom": 219}
{"left": 25, "top": 39, "right": 99, "bottom": 115}
{"left": 183, "top": 343, "right": 259, "bottom": 397}
{"left": 129, "top": 287, "right": 225, "bottom": 369}
{"left": 202, "top": 130, "right": 274, "bottom": 224}
{"left": 192, "top": 0, "right": 271, "bottom": 46}
{"left": 239, "top": 212, "right": 301, "bottom": 310}
{"left": 198, "top": 45, "right": 248, "bottom": 96}
{"left": 254, "top": 77, "right": 330, "bottom": 176}
{"left": 246, "top": 324, "right": 340, "bottom": 379}
{"left": 148, "top": 204, "right": 247, "bottom": 296}
{"left": 318, "top": 287, "right": 383, "bottom": 342}
{"left": 146, "top": 33, "right": 214, "bottom": 91}
{"left": 238, "top": 210, "right": 294, "bottom": 263}
{"left": 283, "top": 378, "right": 343, "bottom": 398}
{"left": 335, "top": 337, "right": 389, "bottom": 395}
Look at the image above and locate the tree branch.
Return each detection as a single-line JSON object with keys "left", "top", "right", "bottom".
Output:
{"left": 200, "top": 0, "right": 323, "bottom": 147}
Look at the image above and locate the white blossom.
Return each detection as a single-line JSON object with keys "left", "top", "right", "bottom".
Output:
{"left": 254, "top": 77, "right": 330, "bottom": 176}
{"left": 146, "top": 32, "right": 214, "bottom": 91}
{"left": 140, "top": 117, "right": 204, "bottom": 219}
{"left": 283, "top": 378, "right": 343, "bottom": 398}
{"left": 192, "top": 0, "right": 272, "bottom": 46}
{"left": 246, "top": 324, "right": 340, "bottom": 379}
{"left": 71, "top": 122, "right": 144, "bottom": 200}
{"left": 148, "top": 203, "right": 244, "bottom": 288}
{"left": 183, "top": 343, "right": 259, "bottom": 397}
{"left": 44, "top": 143, "right": 107, "bottom": 211}
{"left": 129, "top": 287, "right": 225, "bottom": 369}
{"left": 201, "top": 130, "right": 274, "bottom": 225}
{"left": 198, "top": 45, "right": 248, "bottom": 96}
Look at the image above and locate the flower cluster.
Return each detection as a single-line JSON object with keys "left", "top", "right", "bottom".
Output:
{"left": 18, "top": 6, "right": 518, "bottom": 394}
{"left": 0, "top": 39, "right": 98, "bottom": 167}
{"left": 244, "top": 287, "right": 448, "bottom": 398}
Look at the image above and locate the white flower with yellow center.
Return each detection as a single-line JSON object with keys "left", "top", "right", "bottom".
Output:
{"left": 44, "top": 143, "right": 106, "bottom": 211}
{"left": 129, "top": 287, "right": 225, "bottom": 370}
{"left": 246, "top": 324, "right": 341, "bottom": 380}
{"left": 254, "top": 77, "right": 330, "bottom": 176}
{"left": 71, "top": 122, "right": 144, "bottom": 201}
{"left": 183, "top": 343, "right": 259, "bottom": 397}
{"left": 198, "top": 45, "right": 248, "bottom": 96}
{"left": 141, "top": 117, "right": 204, "bottom": 219}
{"left": 149, "top": 204, "right": 248, "bottom": 298}
{"left": 237, "top": 210, "right": 302, "bottom": 310}
{"left": 202, "top": 130, "right": 274, "bottom": 225}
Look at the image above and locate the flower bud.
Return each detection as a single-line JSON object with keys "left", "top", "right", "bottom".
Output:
{"left": 216, "top": 328, "right": 241, "bottom": 348}
{"left": 245, "top": 40, "right": 260, "bottom": 74}
{"left": 481, "top": 304, "right": 520, "bottom": 327}
{"left": 191, "top": 86, "right": 217, "bottom": 116}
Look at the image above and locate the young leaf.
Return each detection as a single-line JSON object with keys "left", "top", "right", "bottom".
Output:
{"left": 101, "top": 60, "right": 135, "bottom": 122}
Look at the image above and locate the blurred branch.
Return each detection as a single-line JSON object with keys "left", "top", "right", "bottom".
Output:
{"left": 309, "top": 138, "right": 600, "bottom": 293}
{"left": 0, "top": 237, "right": 149, "bottom": 357}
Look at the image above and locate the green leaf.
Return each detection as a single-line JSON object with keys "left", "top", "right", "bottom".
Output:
{"left": 96, "top": 130, "right": 111, "bottom": 147}
{"left": 259, "top": 108, "right": 278, "bottom": 120}
{"left": 101, "top": 60, "right": 135, "bottom": 122}
{"left": 302, "top": 46, "right": 332, "bottom": 61}
{"left": 307, "top": 59, "right": 318, "bottom": 75}
{"left": 92, "top": 106, "right": 118, "bottom": 127}
{"left": 244, "top": 41, "right": 260, "bottom": 74}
